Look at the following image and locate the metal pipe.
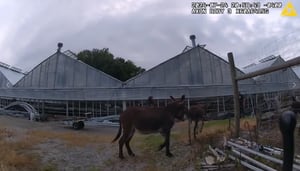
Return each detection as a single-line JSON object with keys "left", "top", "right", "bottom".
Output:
{"left": 57, "top": 42, "right": 63, "bottom": 52}
{"left": 237, "top": 56, "right": 300, "bottom": 81}
{"left": 228, "top": 141, "right": 281, "bottom": 163}
{"left": 237, "top": 137, "right": 282, "bottom": 155}
{"left": 85, "top": 101, "right": 87, "bottom": 113}
{"left": 78, "top": 101, "right": 80, "bottom": 117}
{"left": 231, "top": 149, "right": 277, "bottom": 171}
{"left": 100, "top": 102, "right": 102, "bottom": 117}
{"left": 215, "top": 148, "right": 264, "bottom": 171}
{"left": 263, "top": 146, "right": 282, "bottom": 156}
{"left": 66, "top": 101, "right": 69, "bottom": 117}
{"left": 114, "top": 101, "right": 117, "bottom": 115}
{"left": 227, "top": 141, "right": 300, "bottom": 170}
{"left": 223, "top": 96, "right": 225, "bottom": 112}
{"left": 72, "top": 101, "right": 74, "bottom": 117}
{"left": 217, "top": 97, "right": 219, "bottom": 113}
{"left": 189, "top": 35, "right": 196, "bottom": 47}
{"left": 122, "top": 100, "right": 126, "bottom": 111}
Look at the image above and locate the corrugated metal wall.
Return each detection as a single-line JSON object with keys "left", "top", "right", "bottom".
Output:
{"left": 0, "top": 71, "right": 11, "bottom": 88}
{"left": 1, "top": 47, "right": 298, "bottom": 101}
{"left": 14, "top": 52, "right": 122, "bottom": 88}
{"left": 125, "top": 46, "right": 254, "bottom": 87}
{"left": 254, "top": 57, "right": 300, "bottom": 84}
{"left": 0, "top": 66, "right": 24, "bottom": 85}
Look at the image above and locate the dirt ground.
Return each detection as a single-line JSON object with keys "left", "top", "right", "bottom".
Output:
{"left": 0, "top": 115, "right": 255, "bottom": 171}
{"left": 0, "top": 115, "right": 218, "bottom": 171}
{"left": 0, "top": 115, "right": 119, "bottom": 171}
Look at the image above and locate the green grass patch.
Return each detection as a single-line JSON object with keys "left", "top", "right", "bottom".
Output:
{"left": 139, "top": 134, "right": 164, "bottom": 150}
{"left": 204, "top": 119, "right": 230, "bottom": 128}
{"left": 41, "top": 164, "right": 58, "bottom": 171}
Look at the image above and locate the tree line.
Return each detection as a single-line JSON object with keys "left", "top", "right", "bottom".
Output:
{"left": 77, "top": 48, "right": 145, "bottom": 81}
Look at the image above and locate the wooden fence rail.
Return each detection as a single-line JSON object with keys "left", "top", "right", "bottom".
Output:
{"left": 228, "top": 52, "right": 300, "bottom": 137}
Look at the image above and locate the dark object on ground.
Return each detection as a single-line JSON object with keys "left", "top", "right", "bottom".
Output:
{"left": 72, "top": 121, "right": 85, "bottom": 130}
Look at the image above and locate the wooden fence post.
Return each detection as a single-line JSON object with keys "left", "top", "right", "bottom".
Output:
{"left": 228, "top": 52, "right": 241, "bottom": 138}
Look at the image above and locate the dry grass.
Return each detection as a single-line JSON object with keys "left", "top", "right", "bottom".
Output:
{"left": 0, "top": 128, "right": 38, "bottom": 171}
{"left": 0, "top": 128, "right": 14, "bottom": 139}
{"left": 174, "top": 117, "right": 257, "bottom": 145}
{"left": 240, "top": 117, "right": 256, "bottom": 129}
{"left": 0, "top": 126, "right": 114, "bottom": 171}
{"left": 112, "top": 118, "right": 255, "bottom": 170}
{"left": 0, "top": 117, "right": 258, "bottom": 171}
{"left": 27, "top": 130, "right": 113, "bottom": 147}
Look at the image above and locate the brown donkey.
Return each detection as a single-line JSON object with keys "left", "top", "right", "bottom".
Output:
{"left": 112, "top": 95, "right": 186, "bottom": 159}
{"left": 186, "top": 103, "right": 208, "bottom": 144}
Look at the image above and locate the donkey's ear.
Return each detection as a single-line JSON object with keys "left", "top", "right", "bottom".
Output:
{"left": 170, "top": 96, "right": 176, "bottom": 101}
{"left": 148, "top": 96, "right": 154, "bottom": 105}
{"left": 181, "top": 95, "right": 185, "bottom": 101}
{"left": 148, "top": 96, "right": 153, "bottom": 101}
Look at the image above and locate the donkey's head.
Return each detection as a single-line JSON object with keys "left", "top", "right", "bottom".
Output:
{"left": 148, "top": 96, "right": 155, "bottom": 106}
{"left": 168, "top": 95, "right": 186, "bottom": 121}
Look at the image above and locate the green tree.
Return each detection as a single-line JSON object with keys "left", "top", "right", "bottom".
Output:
{"left": 77, "top": 48, "right": 145, "bottom": 81}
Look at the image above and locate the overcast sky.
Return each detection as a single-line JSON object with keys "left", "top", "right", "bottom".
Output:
{"left": 0, "top": 0, "right": 299, "bottom": 72}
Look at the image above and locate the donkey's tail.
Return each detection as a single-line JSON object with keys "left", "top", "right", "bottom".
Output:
{"left": 112, "top": 121, "right": 122, "bottom": 143}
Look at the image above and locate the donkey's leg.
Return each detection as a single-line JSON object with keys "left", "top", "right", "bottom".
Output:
{"left": 158, "top": 132, "right": 166, "bottom": 151}
{"left": 119, "top": 126, "right": 131, "bottom": 159}
{"left": 125, "top": 128, "right": 135, "bottom": 157}
{"left": 199, "top": 119, "right": 204, "bottom": 133}
{"left": 164, "top": 130, "right": 173, "bottom": 157}
{"left": 188, "top": 119, "right": 192, "bottom": 145}
{"left": 194, "top": 121, "right": 198, "bottom": 139}
{"left": 118, "top": 134, "right": 126, "bottom": 159}
{"left": 158, "top": 142, "right": 166, "bottom": 151}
